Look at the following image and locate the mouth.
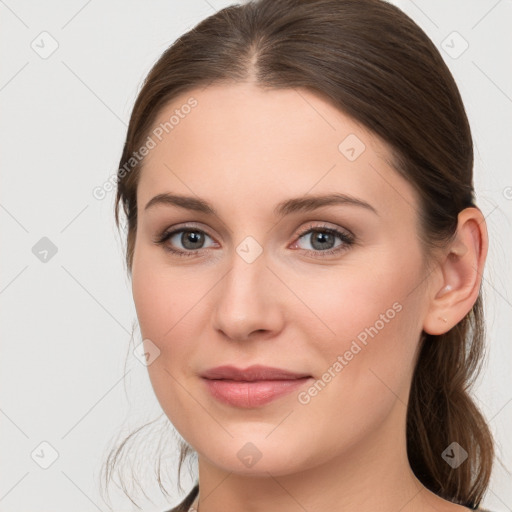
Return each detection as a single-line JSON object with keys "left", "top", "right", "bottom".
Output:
{"left": 200, "top": 364, "right": 312, "bottom": 381}
{"left": 200, "top": 365, "right": 313, "bottom": 408}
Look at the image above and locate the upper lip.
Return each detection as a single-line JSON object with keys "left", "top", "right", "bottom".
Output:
{"left": 200, "top": 365, "right": 311, "bottom": 381}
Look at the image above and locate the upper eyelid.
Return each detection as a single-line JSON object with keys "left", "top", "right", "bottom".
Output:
{"left": 161, "top": 223, "right": 216, "bottom": 240}
{"left": 161, "top": 221, "right": 348, "bottom": 235}
{"left": 296, "top": 222, "right": 354, "bottom": 238}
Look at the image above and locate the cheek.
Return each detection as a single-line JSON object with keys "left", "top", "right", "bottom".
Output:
{"left": 131, "top": 249, "right": 221, "bottom": 394}
{"left": 297, "top": 254, "right": 421, "bottom": 345}
{"left": 294, "top": 250, "right": 424, "bottom": 401}
{"left": 285, "top": 263, "right": 423, "bottom": 460}
{"left": 131, "top": 254, "right": 205, "bottom": 428}
{"left": 131, "top": 247, "right": 201, "bottom": 343}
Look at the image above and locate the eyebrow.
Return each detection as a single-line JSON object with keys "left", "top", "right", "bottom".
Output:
{"left": 144, "top": 192, "right": 378, "bottom": 216}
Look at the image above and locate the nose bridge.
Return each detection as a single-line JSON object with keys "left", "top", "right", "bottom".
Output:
{"left": 211, "top": 244, "right": 282, "bottom": 341}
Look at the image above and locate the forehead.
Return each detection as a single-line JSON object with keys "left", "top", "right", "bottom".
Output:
{"left": 137, "top": 83, "right": 418, "bottom": 220}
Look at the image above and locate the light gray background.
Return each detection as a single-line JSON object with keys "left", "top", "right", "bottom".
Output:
{"left": 0, "top": 1, "right": 511, "bottom": 511}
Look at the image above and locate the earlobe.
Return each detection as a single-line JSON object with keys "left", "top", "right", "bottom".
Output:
{"left": 423, "top": 207, "right": 488, "bottom": 335}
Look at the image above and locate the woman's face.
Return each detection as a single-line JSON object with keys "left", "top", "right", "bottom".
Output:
{"left": 131, "top": 83, "right": 435, "bottom": 475}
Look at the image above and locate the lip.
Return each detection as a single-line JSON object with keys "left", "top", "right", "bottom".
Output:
{"left": 200, "top": 364, "right": 311, "bottom": 381}
{"left": 201, "top": 365, "right": 313, "bottom": 408}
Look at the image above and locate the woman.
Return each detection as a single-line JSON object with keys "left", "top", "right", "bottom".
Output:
{"left": 105, "top": 0, "right": 496, "bottom": 511}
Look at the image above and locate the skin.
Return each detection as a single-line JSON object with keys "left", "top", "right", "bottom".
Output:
{"left": 131, "top": 82, "right": 487, "bottom": 512}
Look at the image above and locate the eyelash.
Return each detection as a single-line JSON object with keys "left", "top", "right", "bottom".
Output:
{"left": 153, "top": 222, "right": 355, "bottom": 259}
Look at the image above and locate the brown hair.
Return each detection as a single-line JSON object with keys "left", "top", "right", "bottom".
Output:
{"left": 104, "top": 0, "right": 495, "bottom": 510}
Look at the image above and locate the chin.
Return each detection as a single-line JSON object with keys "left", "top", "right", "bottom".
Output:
{"left": 195, "top": 435, "right": 316, "bottom": 477}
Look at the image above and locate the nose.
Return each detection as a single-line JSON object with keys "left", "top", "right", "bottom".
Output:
{"left": 211, "top": 248, "right": 285, "bottom": 342}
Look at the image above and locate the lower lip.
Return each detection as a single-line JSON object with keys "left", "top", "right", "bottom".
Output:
{"left": 202, "top": 377, "right": 312, "bottom": 408}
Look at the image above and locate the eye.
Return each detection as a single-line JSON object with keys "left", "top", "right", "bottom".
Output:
{"left": 291, "top": 223, "right": 355, "bottom": 258}
{"left": 153, "top": 222, "right": 355, "bottom": 259}
{"left": 153, "top": 225, "right": 216, "bottom": 257}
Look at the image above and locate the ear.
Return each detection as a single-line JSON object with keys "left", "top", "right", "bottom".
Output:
{"left": 423, "top": 207, "right": 488, "bottom": 335}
